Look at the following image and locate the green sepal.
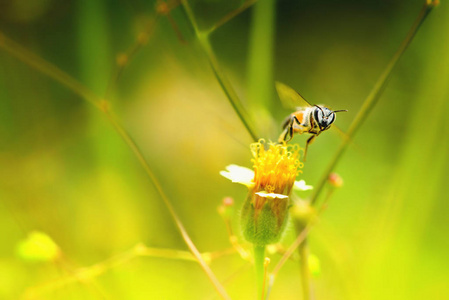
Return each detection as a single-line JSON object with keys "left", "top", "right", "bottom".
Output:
{"left": 240, "top": 193, "right": 289, "bottom": 246}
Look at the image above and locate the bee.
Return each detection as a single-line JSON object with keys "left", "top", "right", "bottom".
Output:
{"left": 276, "top": 82, "right": 347, "bottom": 160}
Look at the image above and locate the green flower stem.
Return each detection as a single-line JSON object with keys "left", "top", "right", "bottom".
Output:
{"left": 207, "top": 0, "right": 258, "bottom": 34}
{"left": 198, "top": 36, "right": 259, "bottom": 142}
{"left": 104, "top": 111, "right": 231, "bottom": 300}
{"left": 290, "top": 220, "right": 313, "bottom": 300}
{"left": 0, "top": 32, "right": 100, "bottom": 108}
{"left": 286, "top": 2, "right": 438, "bottom": 298}
{"left": 0, "top": 30, "right": 231, "bottom": 300}
{"left": 104, "top": 15, "right": 160, "bottom": 100}
{"left": 248, "top": 0, "right": 276, "bottom": 110}
{"left": 270, "top": 223, "right": 311, "bottom": 277}
{"left": 309, "top": 0, "right": 438, "bottom": 206}
{"left": 25, "top": 243, "right": 236, "bottom": 297}
{"left": 254, "top": 244, "right": 266, "bottom": 300}
{"left": 180, "top": 0, "right": 259, "bottom": 142}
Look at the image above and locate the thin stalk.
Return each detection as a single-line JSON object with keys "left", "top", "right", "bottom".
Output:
{"left": 199, "top": 36, "right": 259, "bottom": 142}
{"left": 206, "top": 263, "right": 253, "bottom": 300}
{"left": 207, "top": 0, "right": 258, "bottom": 34}
{"left": 254, "top": 245, "right": 266, "bottom": 300}
{"left": 0, "top": 32, "right": 230, "bottom": 300}
{"left": 179, "top": 0, "right": 200, "bottom": 35}
{"left": 309, "top": 0, "right": 438, "bottom": 206}
{"left": 104, "top": 15, "right": 160, "bottom": 100}
{"left": 0, "top": 32, "right": 100, "bottom": 108}
{"left": 269, "top": 188, "right": 349, "bottom": 297}
{"left": 180, "top": 0, "right": 259, "bottom": 142}
{"left": 284, "top": 1, "right": 438, "bottom": 298}
{"left": 25, "top": 247, "right": 138, "bottom": 298}
{"left": 135, "top": 244, "right": 198, "bottom": 261}
{"left": 269, "top": 224, "right": 311, "bottom": 288}
{"left": 267, "top": 187, "right": 339, "bottom": 297}
{"left": 104, "top": 110, "right": 231, "bottom": 300}
{"left": 25, "top": 243, "right": 236, "bottom": 298}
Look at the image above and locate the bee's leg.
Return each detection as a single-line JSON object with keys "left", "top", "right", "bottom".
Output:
{"left": 304, "top": 135, "right": 316, "bottom": 162}
{"left": 292, "top": 115, "right": 300, "bottom": 125}
{"left": 278, "top": 118, "right": 294, "bottom": 143}
{"left": 288, "top": 121, "right": 295, "bottom": 141}
{"left": 278, "top": 126, "right": 293, "bottom": 143}
{"left": 282, "top": 115, "right": 292, "bottom": 129}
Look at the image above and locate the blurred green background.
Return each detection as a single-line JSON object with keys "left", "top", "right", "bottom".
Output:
{"left": 1, "top": 0, "right": 448, "bottom": 299}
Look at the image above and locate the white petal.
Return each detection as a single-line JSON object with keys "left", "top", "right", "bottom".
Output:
{"left": 293, "top": 180, "right": 313, "bottom": 191}
{"left": 220, "top": 164, "right": 254, "bottom": 187}
{"left": 255, "top": 192, "right": 289, "bottom": 199}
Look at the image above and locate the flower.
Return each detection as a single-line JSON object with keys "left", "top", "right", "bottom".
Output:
{"left": 221, "top": 140, "right": 309, "bottom": 246}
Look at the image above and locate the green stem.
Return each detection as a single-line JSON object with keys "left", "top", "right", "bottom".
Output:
{"left": 199, "top": 36, "right": 259, "bottom": 142}
{"left": 104, "top": 111, "right": 231, "bottom": 300}
{"left": 180, "top": 0, "right": 259, "bottom": 142}
{"left": 0, "top": 30, "right": 231, "bottom": 300}
{"left": 254, "top": 244, "right": 266, "bottom": 300}
{"left": 0, "top": 32, "right": 100, "bottom": 108}
{"left": 309, "top": 0, "right": 437, "bottom": 206}
{"left": 248, "top": 0, "right": 276, "bottom": 110}
{"left": 287, "top": 2, "right": 438, "bottom": 297}
{"left": 207, "top": 0, "right": 258, "bottom": 34}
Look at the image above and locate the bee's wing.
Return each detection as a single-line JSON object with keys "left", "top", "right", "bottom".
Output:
{"left": 275, "top": 81, "right": 313, "bottom": 109}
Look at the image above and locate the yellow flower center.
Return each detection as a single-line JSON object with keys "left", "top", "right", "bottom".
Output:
{"left": 251, "top": 140, "right": 303, "bottom": 196}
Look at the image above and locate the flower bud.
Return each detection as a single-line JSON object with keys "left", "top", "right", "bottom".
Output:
{"left": 328, "top": 172, "right": 343, "bottom": 188}
{"left": 217, "top": 197, "right": 234, "bottom": 217}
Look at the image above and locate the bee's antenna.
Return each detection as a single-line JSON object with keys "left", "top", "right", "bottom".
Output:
{"left": 333, "top": 109, "right": 348, "bottom": 113}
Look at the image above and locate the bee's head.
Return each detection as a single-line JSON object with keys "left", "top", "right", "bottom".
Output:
{"left": 314, "top": 106, "right": 347, "bottom": 131}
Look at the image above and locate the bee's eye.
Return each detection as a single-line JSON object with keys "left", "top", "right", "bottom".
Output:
{"left": 314, "top": 108, "right": 322, "bottom": 122}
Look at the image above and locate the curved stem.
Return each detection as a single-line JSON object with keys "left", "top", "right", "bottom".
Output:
{"left": 180, "top": 0, "right": 259, "bottom": 142}
{"left": 309, "top": 1, "right": 437, "bottom": 206}
{"left": 270, "top": 224, "right": 311, "bottom": 280}
{"left": 104, "top": 110, "right": 231, "bottom": 300}
{"left": 207, "top": 0, "right": 258, "bottom": 34}
{"left": 0, "top": 31, "right": 230, "bottom": 300}
{"left": 104, "top": 15, "right": 160, "bottom": 100}
{"left": 0, "top": 32, "right": 100, "bottom": 108}
{"left": 199, "top": 36, "right": 259, "bottom": 142}
{"left": 24, "top": 243, "right": 236, "bottom": 298}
